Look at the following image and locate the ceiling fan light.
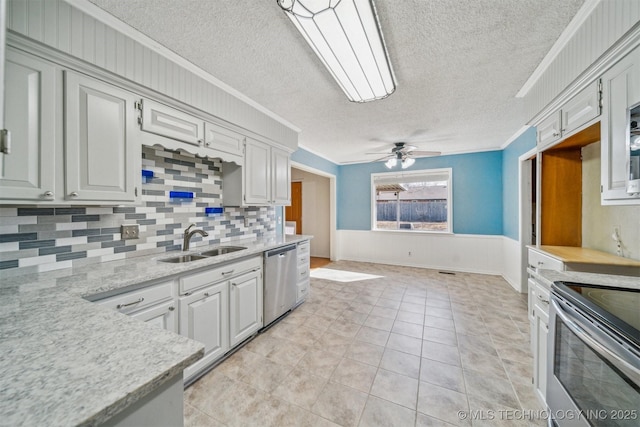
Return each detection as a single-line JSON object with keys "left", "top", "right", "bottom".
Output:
{"left": 278, "top": 0, "right": 396, "bottom": 103}
{"left": 385, "top": 158, "right": 397, "bottom": 169}
{"left": 401, "top": 157, "right": 415, "bottom": 169}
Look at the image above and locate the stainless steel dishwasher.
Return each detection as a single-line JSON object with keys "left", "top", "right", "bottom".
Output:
{"left": 263, "top": 244, "right": 298, "bottom": 326}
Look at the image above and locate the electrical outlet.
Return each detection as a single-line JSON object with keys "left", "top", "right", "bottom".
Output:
{"left": 121, "top": 224, "right": 139, "bottom": 240}
{"left": 244, "top": 217, "right": 250, "bottom": 227}
{"left": 408, "top": 251, "right": 412, "bottom": 256}
{"left": 613, "top": 226, "right": 621, "bottom": 239}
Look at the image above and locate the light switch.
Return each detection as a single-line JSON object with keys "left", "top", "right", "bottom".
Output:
{"left": 121, "top": 224, "right": 139, "bottom": 240}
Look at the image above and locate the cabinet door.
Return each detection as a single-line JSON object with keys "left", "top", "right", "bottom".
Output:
{"left": 131, "top": 300, "right": 178, "bottom": 333}
{"left": 271, "top": 147, "right": 291, "bottom": 205}
{"left": 1, "top": 49, "right": 56, "bottom": 201}
{"left": 533, "top": 303, "right": 548, "bottom": 405}
{"left": 244, "top": 138, "right": 271, "bottom": 205}
{"left": 204, "top": 121, "right": 244, "bottom": 157}
{"left": 601, "top": 47, "right": 640, "bottom": 203}
{"left": 229, "top": 269, "right": 262, "bottom": 347}
{"left": 141, "top": 98, "right": 203, "bottom": 146}
{"left": 180, "top": 282, "right": 229, "bottom": 360}
{"left": 536, "top": 111, "right": 562, "bottom": 149}
{"left": 562, "top": 80, "right": 600, "bottom": 136}
{"left": 64, "top": 72, "right": 139, "bottom": 202}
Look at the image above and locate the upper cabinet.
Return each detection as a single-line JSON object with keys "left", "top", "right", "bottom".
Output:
{"left": 223, "top": 138, "right": 291, "bottom": 206}
{"left": 537, "top": 80, "right": 601, "bottom": 149}
{"left": 1, "top": 48, "right": 57, "bottom": 202}
{"left": 65, "top": 72, "right": 140, "bottom": 203}
{"left": 1, "top": 50, "right": 140, "bottom": 205}
{"left": 600, "top": 45, "right": 640, "bottom": 205}
{"left": 138, "top": 98, "right": 244, "bottom": 164}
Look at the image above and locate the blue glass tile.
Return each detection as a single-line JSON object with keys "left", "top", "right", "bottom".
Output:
{"left": 141, "top": 169, "right": 154, "bottom": 178}
{"left": 169, "top": 191, "right": 194, "bottom": 199}
{"left": 205, "top": 207, "right": 224, "bottom": 215}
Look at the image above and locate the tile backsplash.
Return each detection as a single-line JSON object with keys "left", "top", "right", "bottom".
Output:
{"left": 0, "top": 146, "right": 275, "bottom": 277}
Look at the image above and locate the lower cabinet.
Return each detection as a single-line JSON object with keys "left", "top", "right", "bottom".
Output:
{"left": 229, "top": 269, "right": 263, "bottom": 347}
{"left": 180, "top": 282, "right": 229, "bottom": 381}
{"left": 131, "top": 300, "right": 178, "bottom": 333}
{"left": 296, "top": 240, "right": 311, "bottom": 303}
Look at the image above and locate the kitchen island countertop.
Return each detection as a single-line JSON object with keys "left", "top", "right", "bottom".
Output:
{"left": 0, "top": 234, "right": 311, "bottom": 426}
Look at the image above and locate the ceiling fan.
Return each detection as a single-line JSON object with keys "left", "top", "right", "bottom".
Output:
{"left": 367, "top": 142, "right": 441, "bottom": 169}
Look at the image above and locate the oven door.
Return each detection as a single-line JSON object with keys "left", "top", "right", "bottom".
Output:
{"left": 547, "top": 297, "right": 640, "bottom": 427}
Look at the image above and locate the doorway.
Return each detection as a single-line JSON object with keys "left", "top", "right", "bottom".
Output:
{"left": 288, "top": 166, "right": 333, "bottom": 262}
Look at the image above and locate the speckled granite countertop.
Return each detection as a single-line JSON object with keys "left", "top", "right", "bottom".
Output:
{"left": 538, "top": 269, "right": 640, "bottom": 290}
{"left": 0, "top": 234, "right": 311, "bottom": 426}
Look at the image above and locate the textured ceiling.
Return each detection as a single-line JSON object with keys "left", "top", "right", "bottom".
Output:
{"left": 88, "top": 0, "right": 585, "bottom": 164}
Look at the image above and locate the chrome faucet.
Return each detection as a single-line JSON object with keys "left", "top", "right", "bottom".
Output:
{"left": 182, "top": 223, "right": 209, "bottom": 251}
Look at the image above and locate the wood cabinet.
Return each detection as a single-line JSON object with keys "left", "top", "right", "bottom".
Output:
{"left": 65, "top": 72, "right": 140, "bottom": 203}
{"left": 229, "top": 269, "right": 262, "bottom": 347}
{"left": 223, "top": 138, "right": 291, "bottom": 206}
{"left": 537, "top": 80, "right": 601, "bottom": 149}
{"left": 1, "top": 48, "right": 57, "bottom": 202}
{"left": 600, "top": 45, "right": 640, "bottom": 204}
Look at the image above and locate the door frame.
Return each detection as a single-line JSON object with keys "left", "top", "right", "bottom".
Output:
{"left": 519, "top": 146, "right": 538, "bottom": 291}
{"left": 290, "top": 161, "right": 337, "bottom": 261}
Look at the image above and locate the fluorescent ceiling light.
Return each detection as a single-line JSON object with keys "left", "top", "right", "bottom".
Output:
{"left": 278, "top": 0, "right": 396, "bottom": 103}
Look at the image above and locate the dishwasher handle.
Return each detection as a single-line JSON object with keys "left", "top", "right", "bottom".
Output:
{"left": 266, "top": 244, "right": 297, "bottom": 258}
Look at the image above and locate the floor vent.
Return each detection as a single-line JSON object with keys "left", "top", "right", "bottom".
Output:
{"left": 438, "top": 271, "right": 456, "bottom": 275}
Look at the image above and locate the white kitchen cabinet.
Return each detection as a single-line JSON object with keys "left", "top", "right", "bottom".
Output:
{"left": 223, "top": 138, "right": 291, "bottom": 206}
{"left": 138, "top": 98, "right": 243, "bottom": 164}
{"left": 204, "top": 121, "right": 245, "bottom": 157}
{"left": 229, "top": 268, "right": 262, "bottom": 347}
{"left": 1, "top": 48, "right": 57, "bottom": 202}
{"left": 65, "top": 71, "right": 140, "bottom": 203}
{"left": 180, "top": 281, "right": 229, "bottom": 381}
{"left": 537, "top": 80, "right": 601, "bottom": 149}
{"left": 96, "top": 280, "right": 177, "bottom": 333}
{"left": 600, "top": 45, "right": 640, "bottom": 204}
{"left": 140, "top": 98, "right": 204, "bottom": 146}
{"left": 296, "top": 240, "right": 311, "bottom": 303}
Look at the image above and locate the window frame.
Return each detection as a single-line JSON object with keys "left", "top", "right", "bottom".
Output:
{"left": 370, "top": 168, "right": 453, "bottom": 234}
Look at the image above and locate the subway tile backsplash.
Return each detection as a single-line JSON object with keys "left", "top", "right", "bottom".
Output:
{"left": 0, "top": 146, "right": 275, "bottom": 278}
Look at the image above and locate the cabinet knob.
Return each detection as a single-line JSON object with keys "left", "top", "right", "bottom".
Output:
{"left": 69, "top": 192, "right": 79, "bottom": 198}
{"left": 168, "top": 306, "right": 175, "bottom": 311}
{"left": 204, "top": 292, "right": 210, "bottom": 297}
{"left": 198, "top": 139, "right": 204, "bottom": 145}
{"left": 205, "top": 141, "right": 211, "bottom": 147}
{"left": 44, "top": 191, "right": 54, "bottom": 198}
{"left": 553, "top": 132, "right": 560, "bottom": 137}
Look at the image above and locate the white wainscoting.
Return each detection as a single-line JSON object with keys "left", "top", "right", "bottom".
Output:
{"left": 502, "top": 236, "right": 526, "bottom": 293}
{"left": 335, "top": 230, "right": 504, "bottom": 276}
{"left": 335, "top": 231, "right": 528, "bottom": 293}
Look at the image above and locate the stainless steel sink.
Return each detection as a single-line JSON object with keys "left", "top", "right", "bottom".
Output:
{"left": 158, "top": 254, "right": 209, "bottom": 263}
{"left": 198, "top": 246, "right": 246, "bottom": 257}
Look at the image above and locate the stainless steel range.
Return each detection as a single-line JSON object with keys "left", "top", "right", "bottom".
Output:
{"left": 547, "top": 281, "right": 640, "bottom": 427}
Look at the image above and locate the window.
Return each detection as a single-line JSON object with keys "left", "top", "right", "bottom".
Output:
{"left": 371, "top": 168, "right": 452, "bottom": 233}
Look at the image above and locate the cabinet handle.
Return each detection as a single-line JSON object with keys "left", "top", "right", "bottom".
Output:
{"left": 0, "top": 129, "right": 11, "bottom": 154}
{"left": 537, "top": 261, "right": 544, "bottom": 266}
{"left": 222, "top": 269, "right": 235, "bottom": 276}
{"left": 536, "top": 294, "right": 549, "bottom": 305}
{"left": 553, "top": 132, "right": 560, "bottom": 137}
{"left": 69, "top": 192, "right": 79, "bottom": 198}
{"left": 116, "top": 297, "right": 144, "bottom": 309}
{"left": 44, "top": 191, "right": 54, "bottom": 198}
{"left": 168, "top": 306, "right": 175, "bottom": 311}
{"left": 204, "top": 292, "right": 210, "bottom": 297}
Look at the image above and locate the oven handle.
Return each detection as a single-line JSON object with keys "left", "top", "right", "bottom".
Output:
{"left": 551, "top": 299, "right": 640, "bottom": 384}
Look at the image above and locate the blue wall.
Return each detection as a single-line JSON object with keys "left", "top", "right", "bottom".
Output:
{"left": 337, "top": 151, "right": 504, "bottom": 235}
{"left": 291, "top": 147, "right": 340, "bottom": 177}
{"left": 502, "top": 128, "right": 537, "bottom": 240}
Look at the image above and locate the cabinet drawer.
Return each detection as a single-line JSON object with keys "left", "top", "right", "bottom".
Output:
{"left": 298, "top": 253, "right": 310, "bottom": 266}
{"left": 533, "top": 282, "right": 550, "bottom": 316}
{"left": 527, "top": 249, "right": 563, "bottom": 271}
{"left": 297, "top": 278, "right": 309, "bottom": 301}
{"left": 297, "top": 241, "right": 310, "bottom": 255}
{"left": 141, "top": 98, "right": 203, "bottom": 146}
{"left": 298, "top": 264, "right": 310, "bottom": 282}
{"left": 180, "top": 256, "right": 261, "bottom": 294}
{"left": 97, "top": 281, "right": 174, "bottom": 314}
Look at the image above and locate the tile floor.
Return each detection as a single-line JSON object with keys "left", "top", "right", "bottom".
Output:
{"left": 184, "top": 261, "right": 544, "bottom": 427}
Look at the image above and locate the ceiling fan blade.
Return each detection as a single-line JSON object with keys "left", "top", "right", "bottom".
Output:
{"left": 370, "top": 155, "right": 394, "bottom": 163}
{"left": 410, "top": 150, "right": 441, "bottom": 156}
